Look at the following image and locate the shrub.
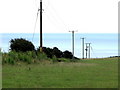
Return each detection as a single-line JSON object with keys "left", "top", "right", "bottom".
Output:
{"left": 37, "top": 47, "right": 74, "bottom": 59}
{"left": 36, "top": 52, "right": 48, "bottom": 60}
{"left": 17, "top": 52, "right": 32, "bottom": 64}
{"left": 2, "top": 53, "right": 8, "bottom": 64}
{"left": 62, "top": 50, "right": 73, "bottom": 59}
{"left": 2, "top": 51, "right": 18, "bottom": 64}
{"left": 52, "top": 55, "right": 58, "bottom": 63}
{"left": 52, "top": 47, "right": 63, "bottom": 58}
{"left": 23, "top": 54, "right": 32, "bottom": 64}
{"left": 18, "top": 52, "right": 24, "bottom": 61}
{"left": 8, "top": 56, "right": 15, "bottom": 65}
{"left": 37, "top": 47, "right": 53, "bottom": 58}
{"left": 8, "top": 51, "right": 18, "bottom": 62}
{"left": 2, "top": 51, "right": 33, "bottom": 64}
{"left": 2, "top": 52, "right": 15, "bottom": 65}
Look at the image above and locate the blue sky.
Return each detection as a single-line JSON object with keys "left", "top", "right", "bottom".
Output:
{"left": 0, "top": 33, "right": 118, "bottom": 58}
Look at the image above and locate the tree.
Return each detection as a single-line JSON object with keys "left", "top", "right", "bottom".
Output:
{"left": 10, "top": 38, "right": 35, "bottom": 52}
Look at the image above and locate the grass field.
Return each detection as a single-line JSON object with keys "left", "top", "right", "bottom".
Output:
{"left": 2, "top": 58, "right": 118, "bottom": 88}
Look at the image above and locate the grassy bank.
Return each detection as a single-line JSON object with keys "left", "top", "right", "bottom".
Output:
{"left": 2, "top": 51, "right": 76, "bottom": 65}
{"left": 2, "top": 57, "right": 118, "bottom": 88}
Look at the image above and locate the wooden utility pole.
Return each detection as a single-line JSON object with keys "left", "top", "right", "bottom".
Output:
{"left": 81, "top": 38, "right": 85, "bottom": 59}
{"left": 85, "top": 43, "right": 91, "bottom": 59}
{"left": 85, "top": 43, "right": 88, "bottom": 59}
{"left": 40, "top": 0, "right": 43, "bottom": 52}
{"left": 69, "top": 30, "right": 77, "bottom": 59}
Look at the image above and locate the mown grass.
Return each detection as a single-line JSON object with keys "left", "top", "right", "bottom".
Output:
{"left": 2, "top": 57, "right": 118, "bottom": 88}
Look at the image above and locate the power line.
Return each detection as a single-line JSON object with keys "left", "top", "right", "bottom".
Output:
{"left": 90, "top": 46, "right": 98, "bottom": 58}
{"left": 32, "top": 9, "right": 39, "bottom": 42}
{"left": 48, "top": 1, "right": 68, "bottom": 31}
{"left": 43, "top": 4, "right": 67, "bottom": 32}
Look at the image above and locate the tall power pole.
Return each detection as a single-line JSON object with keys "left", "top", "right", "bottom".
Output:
{"left": 69, "top": 30, "right": 77, "bottom": 59}
{"left": 40, "top": 0, "right": 43, "bottom": 52}
{"left": 81, "top": 38, "right": 85, "bottom": 59}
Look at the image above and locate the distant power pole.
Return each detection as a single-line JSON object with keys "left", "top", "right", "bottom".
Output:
{"left": 40, "top": 0, "right": 43, "bottom": 52}
{"left": 69, "top": 30, "right": 77, "bottom": 59}
{"left": 81, "top": 38, "right": 85, "bottom": 59}
{"left": 85, "top": 43, "right": 91, "bottom": 59}
{"left": 88, "top": 43, "right": 91, "bottom": 59}
{"left": 85, "top": 43, "right": 88, "bottom": 59}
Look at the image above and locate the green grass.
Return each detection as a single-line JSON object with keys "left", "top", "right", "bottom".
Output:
{"left": 2, "top": 58, "right": 118, "bottom": 88}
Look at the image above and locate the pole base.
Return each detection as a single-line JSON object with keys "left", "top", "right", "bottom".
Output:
{"left": 40, "top": 47, "right": 42, "bottom": 52}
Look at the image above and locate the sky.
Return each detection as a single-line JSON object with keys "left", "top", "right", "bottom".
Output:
{"left": 0, "top": 0, "right": 119, "bottom": 33}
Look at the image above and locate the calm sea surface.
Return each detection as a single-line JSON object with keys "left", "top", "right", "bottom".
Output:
{"left": 0, "top": 33, "right": 118, "bottom": 58}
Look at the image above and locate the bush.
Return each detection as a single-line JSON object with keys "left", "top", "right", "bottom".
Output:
{"left": 2, "top": 46, "right": 77, "bottom": 64}
{"left": 17, "top": 51, "right": 33, "bottom": 64}
{"left": 10, "top": 38, "right": 35, "bottom": 52}
{"left": 8, "top": 56, "right": 15, "bottom": 65}
{"left": 8, "top": 51, "right": 18, "bottom": 62}
{"left": 18, "top": 52, "right": 24, "bottom": 61}
{"left": 23, "top": 54, "right": 32, "bottom": 64}
{"left": 36, "top": 52, "right": 48, "bottom": 61}
{"left": 52, "top": 47, "right": 63, "bottom": 58}
{"left": 37, "top": 47, "right": 74, "bottom": 59}
{"left": 62, "top": 50, "right": 73, "bottom": 59}
{"left": 2, "top": 51, "right": 33, "bottom": 64}
{"left": 52, "top": 55, "right": 58, "bottom": 63}
{"left": 2, "top": 52, "right": 15, "bottom": 65}
{"left": 2, "top": 53, "right": 8, "bottom": 64}
{"left": 37, "top": 47, "right": 53, "bottom": 58}
{"left": 2, "top": 51, "right": 50, "bottom": 64}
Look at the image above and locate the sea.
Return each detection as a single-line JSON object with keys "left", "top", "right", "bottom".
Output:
{"left": 0, "top": 33, "right": 118, "bottom": 58}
